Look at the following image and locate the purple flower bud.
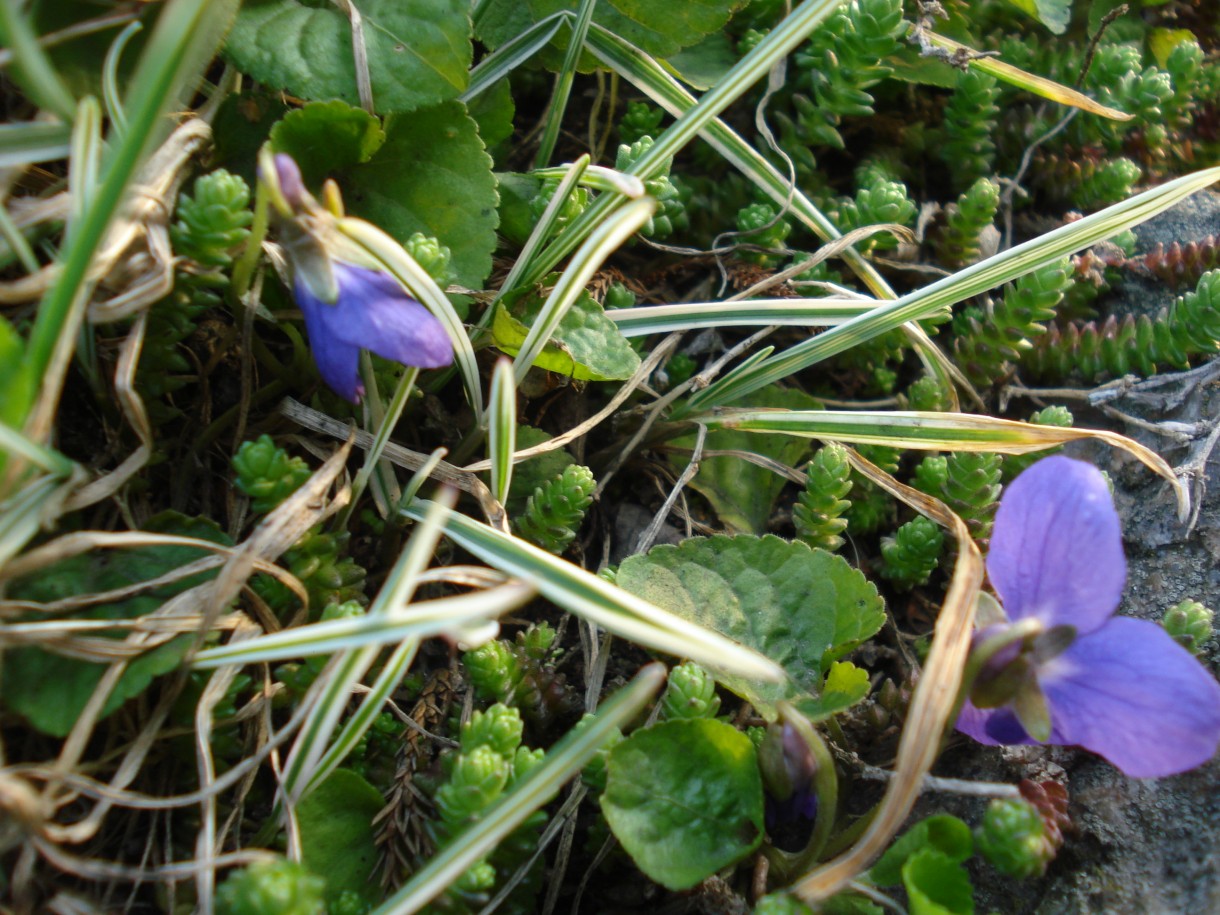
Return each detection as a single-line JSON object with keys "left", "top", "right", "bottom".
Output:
{"left": 273, "top": 153, "right": 306, "bottom": 208}
{"left": 761, "top": 722, "right": 818, "bottom": 836}
{"left": 294, "top": 261, "right": 453, "bottom": 403}
{"left": 957, "top": 456, "right": 1220, "bottom": 777}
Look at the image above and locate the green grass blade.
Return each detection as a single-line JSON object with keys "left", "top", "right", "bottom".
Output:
{"left": 582, "top": 21, "right": 896, "bottom": 301}
{"left": 924, "top": 30, "right": 1131, "bottom": 120}
{"left": 0, "top": 122, "right": 73, "bottom": 168}
{"left": 301, "top": 637, "right": 420, "bottom": 797}
{"left": 690, "top": 409, "right": 1078, "bottom": 450}
{"left": 461, "top": 12, "right": 567, "bottom": 103}
{"left": 516, "top": 0, "right": 848, "bottom": 290}
{"left": 0, "top": 3, "right": 77, "bottom": 120}
{"left": 531, "top": 163, "right": 645, "bottom": 197}
{"left": 534, "top": 0, "right": 596, "bottom": 167}
{"left": 485, "top": 154, "right": 591, "bottom": 330}
{"left": 400, "top": 499, "right": 783, "bottom": 681}
{"left": 0, "top": 475, "right": 77, "bottom": 569}
{"left": 0, "top": 422, "right": 75, "bottom": 476}
{"left": 609, "top": 298, "right": 874, "bottom": 336}
{"left": 684, "top": 167, "right": 1220, "bottom": 412}
{"left": 489, "top": 358, "right": 517, "bottom": 505}
{"left": 101, "top": 20, "right": 144, "bottom": 136}
{"left": 190, "top": 587, "right": 530, "bottom": 668}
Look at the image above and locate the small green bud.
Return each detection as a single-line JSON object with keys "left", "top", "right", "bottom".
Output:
{"left": 794, "top": 442, "right": 853, "bottom": 552}
{"left": 603, "top": 282, "right": 636, "bottom": 310}
{"left": 328, "top": 890, "right": 370, "bottom": 915}
{"left": 517, "top": 621, "right": 558, "bottom": 661}
{"left": 403, "top": 232, "right": 453, "bottom": 286}
{"left": 736, "top": 202, "right": 792, "bottom": 266}
{"left": 455, "top": 859, "right": 497, "bottom": 894}
{"left": 214, "top": 858, "right": 325, "bottom": 915}
{"left": 661, "top": 661, "right": 721, "bottom": 720}
{"left": 737, "top": 28, "right": 769, "bottom": 58}
{"left": 464, "top": 639, "right": 520, "bottom": 705}
{"left": 529, "top": 178, "right": 590, "bottom": 232}
{"left": 880, "top": 515, "right": 945, "bottom": 590}
{"left": 905, "top": 375, "right": 951, "bottom": 412}
{"left": 1162, "top": 599, "right": 1214, "bottom": 655}
{"left": 462, "top": 704, "right": 525, "bottom": 759}
{"left": 976, "top": 797, "right": 1054, "bottom": 879}
{"left": 514, "top": 464, "right": 596, "bottom": 554}
{"left": 942, "top": 451, "right": 1003, "bottom": 541}
{"left": 872, "top": 365, "right": 898, "bottom": 393}
{"left": 663, "top": 352, "right": 697, "bottom": 388}
{"left": 619, "top": 100, "right": 665, "bottom": 145}
{"left": 912, "top": 456, "right": 946, "bottom": 497}
{"left": 436, "top": 745, "right": 510, "bottom": 824}
{"left": 232, "top": 435, "right": 312, "bottom": 514}
{"left": 511, "top": 745, "right": 546, "bottom": 782}
{"left": 614, "top": 138, "right": 685, "bottom": 238}
{"left": 172, "top": 169, "right": 253, "bottom": 268}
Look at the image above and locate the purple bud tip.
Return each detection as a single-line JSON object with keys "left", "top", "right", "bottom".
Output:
{"left": 273, "top": 153, "right": 305, "bottom": 208}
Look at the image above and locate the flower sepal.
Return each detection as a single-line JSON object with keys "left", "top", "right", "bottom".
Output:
{"left": 1011, "top": 679, "right": 1052, "bottom": 743}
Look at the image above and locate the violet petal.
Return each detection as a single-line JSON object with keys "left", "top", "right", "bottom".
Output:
{"left": 956, "top": 700, "right": 1038, "bottom": 747}
{"left": 328, "top": 263, "right": 454, "bottom": 370}
{"left": 987, "top": 456, "right": 1125, "bottom": 633}
{"left": 1039, "top": 616, "right": 1220, "bottom": 777}
{"left": 295, "top": 277, "right": 364, "bottom": 402}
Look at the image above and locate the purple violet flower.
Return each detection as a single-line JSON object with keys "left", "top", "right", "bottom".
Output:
{"left": 293, "top": 261, "right": 453, "bottom": 403}
{"left": 267, "top": 153, "right": 453, "bottom": 403}
{"left": 956, "top": 455, "right": 1220, "bottom": 777}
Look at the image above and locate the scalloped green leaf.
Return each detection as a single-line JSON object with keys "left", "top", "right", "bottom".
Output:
{"left": 795, "top": 660, "right": 871, "bottom": 722}
{"left": 467, "top": 77, "right": 516, "bottom": 155}
{"left": 475, "top": 0, "right": 745, "bottom": 70}
{"left": 1, "top": 513, "right": 232, "bottom": 737}
{"left": 614, "top": 535, "right": 885, "bottom": 719}
{"left": 298, "top": 768, "right": 385, "bottom": 904}
{"left": 339, "top": 102, "right": 498, "bottom": 288}
{"left": 491, "top": 286, "right": 641, "bottom": 381}
{"left": 903, "top": 849, "right": 975, "bottom": 915}
{"left": 671, "top": 386, "right": 821, "bottom": 534}
{"left": 601, "top": 718, "right": 763, "bottom": 890}
{"left": 224, "top": 0, "right": 472, "bottom": 114}
{"left": 269, "top": 100, "right": 386, "bottom": 188}
{"left": 871, "top": 815, "right": 974, "bottom": 887}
